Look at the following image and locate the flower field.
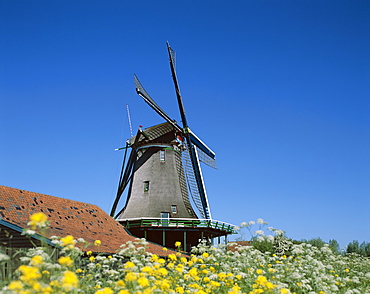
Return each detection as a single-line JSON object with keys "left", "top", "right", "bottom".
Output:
{"left": 1, "top": 214, "right": 370, "bottom": 294}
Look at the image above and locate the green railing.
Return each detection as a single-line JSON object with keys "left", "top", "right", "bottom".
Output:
{"left": 117, "top": 218, "right": 236, "bottom": 234}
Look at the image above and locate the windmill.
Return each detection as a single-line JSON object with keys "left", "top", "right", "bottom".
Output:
{"left": 110, "top": 43, "right": 234, "bottom": 251}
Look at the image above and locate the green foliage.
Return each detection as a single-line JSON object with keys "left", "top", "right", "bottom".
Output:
{"left": 328, "top": 239, "right": 341, "bottom": 254}
{"left": 346, "top": 240, "right": 370, "bottom": 257}
{"left": 300, "top": 237, "right": 326, "bottom": 249}
{"left": 299, "top": 238, "right": 344, "bottom": 255}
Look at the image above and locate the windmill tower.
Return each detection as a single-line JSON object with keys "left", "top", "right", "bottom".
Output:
{"left": 110, "top": 43, "right": 234, "bottom": 252}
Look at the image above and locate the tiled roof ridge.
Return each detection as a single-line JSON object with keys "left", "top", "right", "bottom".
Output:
{"left": 0, "top": 185, "right": 99, "bottom": 207}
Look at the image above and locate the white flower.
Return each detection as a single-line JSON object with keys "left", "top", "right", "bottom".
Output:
{"left": 0, "top": 253, "right": 10, "bottom": 261}
{"left": 274, "top": 229, "right": 284, "bottom": 236}
{"left": 21, "top": 229, "right": 36, "bottom": 235}
{"left": 254, "top": 230, "right": 264, "bottom": 235}
{"left": 257, "top": 218, "right": 265, "bottom": 224}
{"left": 256, "top": 235, "right": 265, "bottom": 241}
{"left": 248, "top": 221, "right": 255, "bottom": 226}
{"left": 240, "top": 222, "right": 247, "bottom": 227}
{"left": 51, "top": 239, "right": 61, "bottom": 245}
{"left": 266, "top": 235, "right": 274, "bottom": 242}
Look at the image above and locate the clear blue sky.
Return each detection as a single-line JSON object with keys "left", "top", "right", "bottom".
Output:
{"left": 1, "top": 1, "right": 369, "bottom": 248}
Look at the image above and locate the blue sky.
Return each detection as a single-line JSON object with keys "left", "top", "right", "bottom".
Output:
{"left": 1, "top": 1, "right": 369, "bottom": 248}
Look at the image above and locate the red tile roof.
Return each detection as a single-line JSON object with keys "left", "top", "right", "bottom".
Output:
{"left": 0, "top": 185, "right": 178, "bottom": 256}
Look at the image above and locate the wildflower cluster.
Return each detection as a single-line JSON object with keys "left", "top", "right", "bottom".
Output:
{"left": 1, "top": 214, "right": 370, "bottom": 293}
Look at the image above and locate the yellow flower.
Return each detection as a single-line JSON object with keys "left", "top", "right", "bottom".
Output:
{"left": 189, "top": 267, "right": 198, "bottom": 277}
{"left": 138, "top": 276, "right": 150, "bottom": 287}
{"left": 42, "top": 285, "right": 52, "bottom": 293}
{"left": 175, "top": 241, "right": 181, "bottom": 248}
{"left": 157, "top": 258, "right": 166, "bottom": 264}
{"left": 202, "top": 252, "right": 209, "bottom": 258}
{"left": 168, "top": 253, "right": 177, "bottom": 261}
{"left": 61, "top": 270, "right": 79, "bottom": 290}
{"left": 58, "top": 256, "right": 74, "bottom": 267}
{"left": 49, "top": 280, "right": 60, "bottom": 287}
{"left": 30, "top": 255, "right": 44, "bottom": 266}
{"left": 18, "top": 265, "right": 41, "bottom": 282}
{"left": 86, "top": 251, "right": 92, "bottom": 256}
{"left": 162, "top": 247, "right": 168, "bottom": 251}
{"left": 8, "top": 281, "right": 23, "bottom": 290}
{"left": 210, "top": 281, "right": 221, "bottom": 287}
{"left": 141, "top": 266, "right": 154, "bottom": 274}
{"left": 32, "top": 282, "right": 42, "bottom": 291}
{"left": 94, "top": 240, "right": 101, "bottom": 246}
{"left": 28, "top": 212, "right": 48, "bottom": 229}
{"left": 95, "top": 287, "right": 114, "bottom": 294}
{"left": 175, "top": 286, "right": 185, "bottom": 294}
{"left": 116, "top": 280, "right": 125, "bottom": 287}
{"left": 61, "top": 235, "right": 75, "bottom": 247}
{"left": 156, "top": 267, "right": 168, "bottom": 276}
{"left": 265, "top": 281, "right": 275, "bottom": 289}
{"left": 256, "top": 275, "right": 267, "bottom": 284}
{"left": 125, "top": 272, "right": 137, "bottom": 282}
{"left": 124, "top": 261, "right": 135, "bottom": 268}
{"left": 256, "top": 269, "right": 264, "bottom": 275}
{"left": 151, "top": 254, "right": 159, "bottom": 262}
{"left": 156, "top": 279, "right": 170, "bottom": 290}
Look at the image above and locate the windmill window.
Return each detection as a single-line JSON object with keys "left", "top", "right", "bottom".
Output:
{"left": 161, "top": 212, "right": 170, "bottom": 226}
{"left": 171, "top": 205, "right": 177, "bottom": 214}
{"left": 159, "top": 150, "right": 165, "bottom": 162}
{"left": 144, "top": 181, "right": 150, "bottom": 192}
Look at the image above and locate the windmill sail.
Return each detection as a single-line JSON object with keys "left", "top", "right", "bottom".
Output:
{"left": 182, "top": 149, "right": 207, "bottom": 218}
{"left": 167, "top": 42, "right": 212, "bottom": 219}
{"left": 134, "top": 74, "right": 182, "bottom": 133}
{"left": 196, "top": 146, "right": 217, "bottom": 169}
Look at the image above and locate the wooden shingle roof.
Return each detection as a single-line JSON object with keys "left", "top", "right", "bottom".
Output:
{"left": 0, "top": 185, "right": 177, "bottom": 255}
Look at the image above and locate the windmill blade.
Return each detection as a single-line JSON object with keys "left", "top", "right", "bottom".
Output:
{"left": 182, "top": 149, "right": 206, "bottom": 218}
{"left": 134, "top": 74, "right": 182, "bottom": 133}
{"left": 167, "top": 42, "right": 189, "bottom": 129}
{"left": 110, "top": 129, "right": 142, "bottom": 218}
{"left": 110, "top": 145, "right": 135, "bottom": 217}
{"left": 167, "top": 42, "right": 212, "bottom": 219}
{"left": 183, "top": 138, "right": 212, "bottom": 219}
{"left": 189, "top": 131, "right": 217, "bottom": 169}
{"left": 196, "top": 146, "right": 217, "bottom": 169}
{"left": 189, "top": 131, "right": 216, "bottom": 160}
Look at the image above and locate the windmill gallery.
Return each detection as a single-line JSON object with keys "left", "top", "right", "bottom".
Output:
{"left": 0, "top": 43, "right": 234, "bottom": 254}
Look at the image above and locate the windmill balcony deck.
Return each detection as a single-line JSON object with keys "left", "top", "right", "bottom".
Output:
{"left": 116, "top": 217, "right": 237, "bottom": 251}
{"left": 117, "top": 217, "right": 236, "bottom": 232}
